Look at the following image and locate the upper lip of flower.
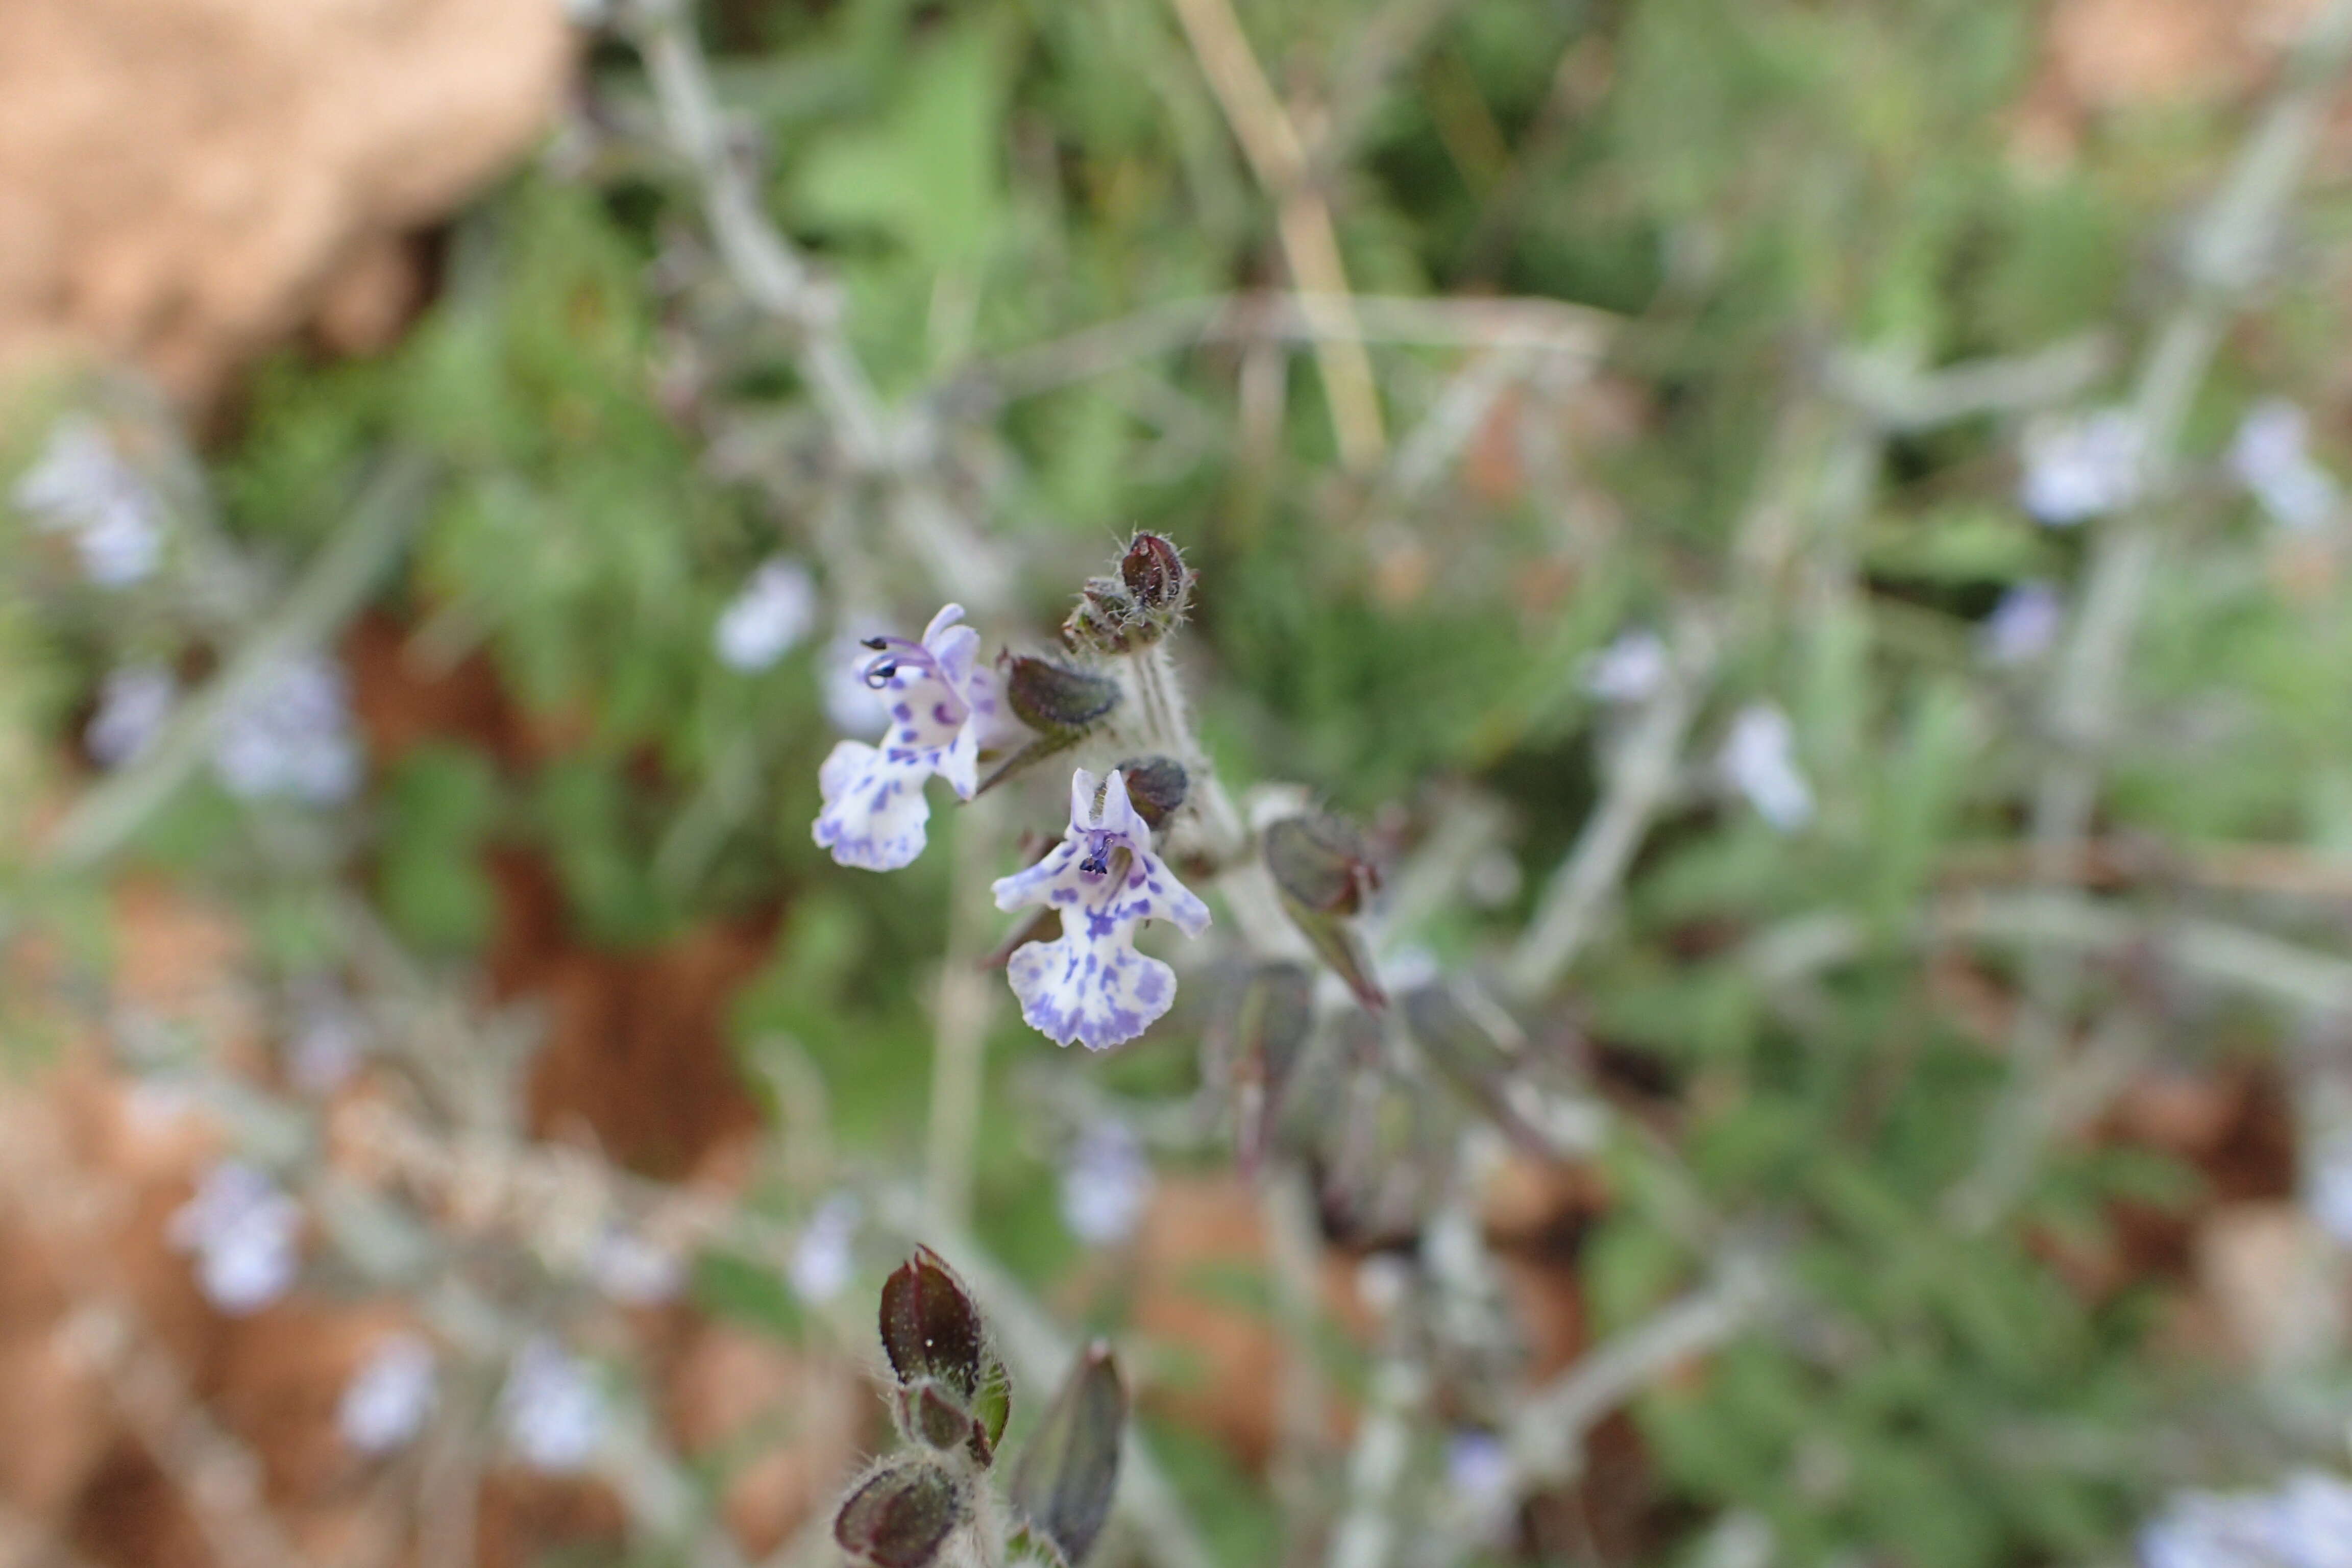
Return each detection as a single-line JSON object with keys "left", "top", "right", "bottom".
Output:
{"left": 857, "top": 633, "right": 945, "bottom": 690}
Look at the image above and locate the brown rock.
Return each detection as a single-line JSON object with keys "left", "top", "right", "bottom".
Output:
{"left": 0, "top": 0, "right": 573, "bottom": 406}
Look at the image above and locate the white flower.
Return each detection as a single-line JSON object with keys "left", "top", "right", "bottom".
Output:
{"left": 212, "top": 656, "right": 362, "bottom": 804}
{"left": 1719, "top": 703, "right": 1814, "bottom": 832}
{"left": 501, "top": 1338, "right": 605, "bottom": 1473}
{"left": 1978, "top": 580, "right": 2066, "bottom": 667}
{"left": 788, "top": 1192, "right": 861, "bottom": 1304}
{"left": 812, "top": 605, "right": 1010, "bottom": 871}
{"left": 168, "top": 1161, "right": 302, "bottom": 1315}
{"left": 86, "top": 665, "right": 178, "bottom": 769}
{"left": 2021, "top": 408, "right": 2143, "bottom": 526}
{"left": 14, "top": 415, "right": 166, "bottom": 587}
{"left": 1060, "top": 1119, "right": 1153, "bottom": 1246}
{"left": 2230, "top": 400, "right": 2340, "bottom": 534}
{"left": 338, "top": 1332, "right": 437, "bottom": 1453}
{"left": 1584, "top": 629, "right": 1669, "bottom": 704}
{"left": 714, "top": 557, "right": 819, "bottom": 672}
{"left": 588, "top": 1227, "right": 684, "bottom": 1306}
{"left": 992, "top": 768, "right": 1213, "bottom": 1050}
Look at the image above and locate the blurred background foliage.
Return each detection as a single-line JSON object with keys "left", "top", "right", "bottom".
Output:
{"left": 12, "top": 0, "right": 2352, "bottom": 1563}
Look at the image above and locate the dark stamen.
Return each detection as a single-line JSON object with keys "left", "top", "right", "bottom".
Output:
{"left": 863, "top": 659, "right": 899, "bottom": 689}
{"left": 860, "top": 636, "right": 890, "bottom": 650}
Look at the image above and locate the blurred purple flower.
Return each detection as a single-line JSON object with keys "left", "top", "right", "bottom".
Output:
{"left": 338, "top": 1332, "right": 437, "bottom": 1453}
{"left": 589, "top": 1227, "right": 684, "bottom": 1306}
{"left": 211, "top": 656, "right": 362, "bottom": 804}
{"left": 86, "top": 664, "right": 178, "bottom": 769}
{"left": 168, "top": 1161, "right": 301, "bottom": 1315}
{"left": 2021, "top": 408, "right": 2142, "bottom": 525}
{"left": 714, "top": 557, "right": 819, "bottom": 672}
{"left": 286, "top": 974, "right": 368, "bottom": 1094}
{"left": 788, "top": 1192, "right": 861, "bottom": 1305}
{"left": 1060, "top": 1119, "right": 1153, "bottom": 1246}
{"left": 1979, "top": 580, "right": 2065, "bottom": 667}
{"left": 1719, "top": 704, "right": 1814, "bottom": 832}
{"left": 1584, "top": 628, "right": 1668, "bottom": 704}
{"left": 14, "top": 415, "right": 165, "bottom": 587}
{"left": 2230, "top": 400, "right": 2340, "bottom": 534}
{"left": 501, "top": 1337, "right": 605, "bottom": 1473}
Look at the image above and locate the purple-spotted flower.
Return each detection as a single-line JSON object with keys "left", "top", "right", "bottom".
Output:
{"left": 992, "top": 768, "right": 1211, "bottom": 1051}
{"left": 813, "top": 604, "right": 1009, "bottom": 871}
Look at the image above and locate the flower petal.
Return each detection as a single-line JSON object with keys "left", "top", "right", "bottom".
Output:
{"left": 1006, "top": 919, "right": 1180, "bottom": 1050}
{"left": 1123, "top": 846, "right": 1211, "bottom": 937}
{"left": 992, "top": 840, "right": 1087, "bottom": 912}
{"left": 1095, "top": 769, "right": 1149, "bottom": 842}
{"left": 814, "top": 740, "right": 935, "bottom": 871}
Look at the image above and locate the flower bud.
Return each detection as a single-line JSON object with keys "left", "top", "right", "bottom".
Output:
{"left": 1263, "top": 815, "right": 1384, "bottom": 1010}
{"left": 1062, "top": 534, "right": 1192, "bottom": 654}
{"left": 1263, "top": 814, "right": 1378, "bottom": 915}
{"left": 900, "top": 1380, "right": 998, "bottom": 1467}
{"left": 880, "top": 1248, "right": 988, "bottom": 1400}
{"left": 835, "top": 1460, "right": 968, "bottom": 1568}
{"left": 1119, "top": 533, "right": 1189, "bottom": 614}
{"left": 1010, "top": 1342, "right": 1127, "bottom": 1567}
{"left": 1109, "top": 755, "right": 1188, "bottom": 828}
{"left": 1004, "top": 655, "right": 1123, "bottom": 733}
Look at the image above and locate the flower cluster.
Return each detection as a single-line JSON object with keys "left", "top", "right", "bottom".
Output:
{"left": 809, "top": 558, "right": 1215, "bottom": 1051}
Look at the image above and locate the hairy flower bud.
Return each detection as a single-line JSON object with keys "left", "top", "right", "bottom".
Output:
{"left": 1004, "top": 655, "right": 1122, "bottom": 733}
{"left": 902, "top": 1380, "right": 998, "bottom": 1466}
{"left": 1109, "top": 755, "right": 1188, "bottom": 827}
{"left": 1119, "top": 532, "right": 1189, "bottom": 613}
{"left": 881, "top": 1248, "right": 989, "bottom": 1400}
{"left": 1010, "top": 1343, "right": 1127, "bottom": 1567}
{"left": 879, "top": 1249, "right": 1011, "bottom": 1460}
{"left": 1263, "top": 814, "right": 1385, "bottom": 1009}
{"left": 835, "top": 1460, "right": 969, "bottom": 1568}
{"left": 1263, "top": 814, "right": 1377, "bottom": 915}
{"left": 1063, "top": 534, "right": 1192, "bottom": 654}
